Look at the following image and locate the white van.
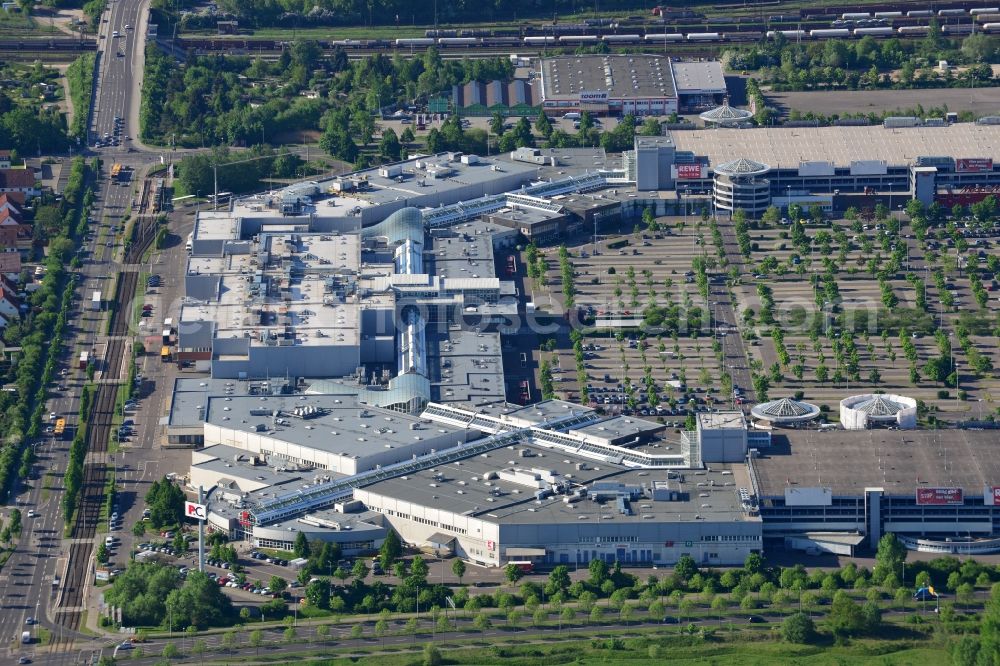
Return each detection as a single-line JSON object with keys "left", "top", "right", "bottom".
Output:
{"left": 21, "top": 631, "right": 30, "bottom": 644}
{"left": 562, "top": 112, "right": 581, "bottom": 120}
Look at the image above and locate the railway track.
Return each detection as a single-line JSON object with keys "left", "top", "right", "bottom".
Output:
{"left": 55, "top": 202, "right": 157, "bottom": 636}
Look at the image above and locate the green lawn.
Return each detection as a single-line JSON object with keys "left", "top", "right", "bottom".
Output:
{"left": 0, "top": 13, "right": 62, "bottom": 37}
{"left": 265, "top": 634, "right": 949, "bottom": 666}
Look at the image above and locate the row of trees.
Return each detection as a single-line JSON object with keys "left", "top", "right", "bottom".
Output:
{"left": 0, "top": 158, "right": 93, "bottom": 501}
{"left": 726, "top": 28, "right": 997, "bottom": 92}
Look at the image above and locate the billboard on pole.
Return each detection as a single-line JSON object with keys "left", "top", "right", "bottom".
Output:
{"left": 915, "top": 487, "right": 963, "bottom": 505}
{"left": 185, "top": 501, "right": 207, "bottom": 520}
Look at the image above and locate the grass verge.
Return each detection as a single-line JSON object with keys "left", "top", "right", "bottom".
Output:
{"left": 65, "top": 52, "right": 97, "bottom": 139}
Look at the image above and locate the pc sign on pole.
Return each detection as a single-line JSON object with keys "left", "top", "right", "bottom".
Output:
{"left": 185, "top": 501, "right": 207, "bottom": 521}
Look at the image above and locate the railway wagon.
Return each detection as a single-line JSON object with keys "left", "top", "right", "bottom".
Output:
{"left": 437, "top": 37, "right": 479, "bottom": 46}
{"left": 523, "top": 36, "right": 557, "bottom": 45}
{"left": 602, "top": 34, "right": 642, "bottom": 43}
{"left": 643, "top": 33, "right": 684, "bottom": 41}
{"left": 766, "top": 30, "right": 808, "bottom": 39}
{"left": 810, "top": 28, "right": 851, "bottom": 37}
{"left": 853, "top": 26, "right": 894, "bottom": 36}
{"left": 395, "top": 38, "right": 435, "bottom": 47}
{"left": 686, "top": 32, "right": 722, "bottom": 41}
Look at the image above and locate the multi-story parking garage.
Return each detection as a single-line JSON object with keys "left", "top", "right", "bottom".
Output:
{"left": 630, "top": 121, "right": 1000, "bottom": 211}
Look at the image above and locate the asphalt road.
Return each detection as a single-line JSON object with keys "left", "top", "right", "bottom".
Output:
{"left": 1, "top": 0, "right": 158, "bottom": 660}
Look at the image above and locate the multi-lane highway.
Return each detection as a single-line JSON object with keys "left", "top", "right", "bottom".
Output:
{"left": 0, "top": 0, "right": 157, "bottom": 660}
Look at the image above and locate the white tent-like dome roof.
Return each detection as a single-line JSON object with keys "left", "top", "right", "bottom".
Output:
{"left": 714, "top": 157, "right": 770, "bottom": 177}
{"left": 853, "top": 394, "right": 908, "bottom": 417}
{"left": 750, "top": 397, "right": 821, "bottom": 424}
{"left": 699, "top": 105, "right": 754, "bottom": 125}
{"left": 840, "top": 393, "right": 918, "bottom": 430}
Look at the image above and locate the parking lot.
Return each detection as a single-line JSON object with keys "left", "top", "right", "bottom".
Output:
{"left": 525, "top": 209, "right": 1000, "bottom": 424}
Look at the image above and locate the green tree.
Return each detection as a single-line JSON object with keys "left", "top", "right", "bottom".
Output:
{"left": 352, "top": 559, "right": 369, "bottom": 581}
{"left": 782, "top": 612, "right": 816, "bottom": 643}
{"left": 504, "top": 563, "right": 524, "bottom": 587}
{"left": 873, "top": 533, "right": 906, "bottom": 585}
{"left": 953, "top": 635, "right": 981, "bottom": 666}
{"left": 489, "top": 110, "right": 505, "bottom": 137}
{"left": 451, "top": 559, "right": 466, "bottom": 584}
{"left": 269, "top": 575, "right": 288, "bottom": 596}
{"left": 534, "top": 108, "right": 553, "bottom": 138}
{"left": 827, "top": 590, "right": 866, "bottom": 639}
{"left": 473, "top": 611, "right": 492, "bottom": 632}
{"left": 674, "top": 554, "right": 697, "bottom": 582}
{"left": 305, "top": 579, "right": 330, "bottom": 610}
{"left": 423, "top": 642, "right": 443, "bottom": 666}
{"left": 145, "top": 478, "right": 185, "bottom": 528}
{"left": 293, "top": 531, "right": 310, "bottom": 558}
{"left": 378, "top": 128, "right": 402, "bottom": 161}
{"left": 380, "top": 530, "right": 402, "bottom": 569}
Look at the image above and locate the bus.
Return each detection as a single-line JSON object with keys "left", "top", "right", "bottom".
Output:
{"left": 53, "top": 418, "right": 66, "bottom": 438}
{"left": 110, "top": 163, "right": 122, "bottom": 180}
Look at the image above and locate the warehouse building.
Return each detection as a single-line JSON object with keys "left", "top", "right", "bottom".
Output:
{"left": 670, "top": 60, "right": 727, "bottom": 112}
{"left": 539, "top": 54, "right": 679, "bottom": 117}
{"left": 451, "top": 79, "right": 540, "bottom": 117}
{"left": 537, "top": 56, "right": 727, "bottom": 118}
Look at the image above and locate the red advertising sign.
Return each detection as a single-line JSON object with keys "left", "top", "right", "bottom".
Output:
{"left": 990, "top": 487, "right": 1000, "bottom": 505}
{"left": 677, "top": 164, "right": 702, "bottom": 179}
{"left": 956, "top": 158, "right": 993, "bottom": 173}
{"left": 916, "top": 487, "right": 964, "bottom": 505}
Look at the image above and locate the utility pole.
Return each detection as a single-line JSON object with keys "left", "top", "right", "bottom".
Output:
{"left": 198, "top": 485, "right": 205, "bottom": 572}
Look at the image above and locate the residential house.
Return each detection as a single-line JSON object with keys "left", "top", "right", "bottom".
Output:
{"left": 0, "top": 194, "right": 22, "bottom": 220}
{"left": 0, "top": 196, "right": 31, "bottom": 253}
{"left": 0, "top": 169, "right": 38, "bottom": 199}
{"left": 0, "top": 251, "right": 20, "bottom": 279}
{"left": 0, "top": 287, "right": 19, "bottom": 323}
{"left": 0, "top": 151, "right": 11, "bottom": 169}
